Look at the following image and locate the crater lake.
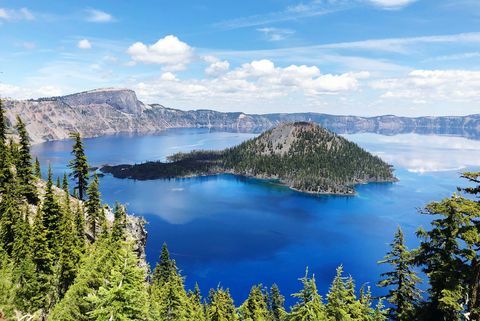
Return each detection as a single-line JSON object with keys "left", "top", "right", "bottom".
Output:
{"left": 31, "top": 128, "right": 480, "bottom": 305}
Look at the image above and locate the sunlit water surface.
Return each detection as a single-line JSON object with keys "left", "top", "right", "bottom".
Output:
{"left": 32, "top": 128, "right": 480, "bottom": 305}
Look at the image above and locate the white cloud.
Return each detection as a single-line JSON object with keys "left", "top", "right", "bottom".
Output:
{"left": 371, "top": 70, "right": 480, "bottom": 102}
{"left": 257, "top": 27, "right": 295, "bottom": 41}
{"left": 86, "top": 9, "right": 114, "bottom": 22}
{"left": 0, "top": 83, "right": 62, "bottom": 99}
{"left": 127, "top": 35, "right": 194, "bottom": 71}
{"left": 0, "top": 7, "right": 34, "bottom": 21}
{"left": 77, "top": 39, "right": 92, "bottom": 49}
{"left": 369, "top": 0, "right": 417, "bottom": 9}
{"left": 205, "top": 60, "right": 230, "bottom": 76}
{"left": 134, "top": 59, "right": 368, "bottom": 104}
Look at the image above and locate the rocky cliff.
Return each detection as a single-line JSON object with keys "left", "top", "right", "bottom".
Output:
{"left": 4, "top": 88, "right": 480, "bottom": 144}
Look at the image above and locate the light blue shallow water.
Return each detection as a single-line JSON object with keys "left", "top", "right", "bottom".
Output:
{"left": 31, "top": 128, "right": 480, "bottom": 306}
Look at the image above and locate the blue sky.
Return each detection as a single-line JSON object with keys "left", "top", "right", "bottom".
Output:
{"left": 0, "top": 0, "right": 479, "bottom": 116}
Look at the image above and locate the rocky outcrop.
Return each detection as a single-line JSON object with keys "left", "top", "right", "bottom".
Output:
{"left": 4, "top": 88, "right": 480, "bottom": 144}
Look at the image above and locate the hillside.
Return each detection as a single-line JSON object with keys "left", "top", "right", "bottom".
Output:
{"left": 3, "top": 88, "right": 480, "bottom": 144}
{"left": 101, "top": 122, "right": 396, "bottom": 195}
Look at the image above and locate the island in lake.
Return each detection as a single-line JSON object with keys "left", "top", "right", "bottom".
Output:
{"left": 101, "top": 122, "right": 397, "bottom": 195}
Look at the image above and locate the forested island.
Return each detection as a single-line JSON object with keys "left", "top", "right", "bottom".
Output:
{"left": 101, "top": 122, "right": 396, "bottom": 195}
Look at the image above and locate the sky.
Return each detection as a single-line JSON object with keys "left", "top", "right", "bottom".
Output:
{"left": 0, "top": 0, "right": 479, "bottom": 116}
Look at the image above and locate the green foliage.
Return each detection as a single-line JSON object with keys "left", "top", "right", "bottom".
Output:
{"left": 152, "top": 243, "right": 177, "bottom": 286}
{"left": 86, "top": 173, "right": 103, "bottom": 240}
{"left": 88, "top": 241, "right": 148, "bottom": 321}
{"left": 377, "top": 227, "right": 421, "bottom": 321}
{"left": 239, "top": 285, "right": 270, "bottom": 321}
{"left": 34, "top": 156, "right": 42, "bottom": 178}
{"left": 15, "top": 116, "right": 38, "bottom": 204}
{"left": 68, "top": 132, "right": 89, "bottom": 200}
{"left": 268, "top": 284, "right": 286, "bottom": 321}
{"left": 288, "top": 269, "right": 327, "bottom": 321}
{"left": 207, "top": 287, "right": 238, "bottom": 321}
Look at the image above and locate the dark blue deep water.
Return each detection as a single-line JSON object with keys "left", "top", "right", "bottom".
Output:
{"left": 31, "top": 128, "right": 480, "bottom": 306}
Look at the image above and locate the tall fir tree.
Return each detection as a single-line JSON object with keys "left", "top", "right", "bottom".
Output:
{"left": 188, "top": 283, "right": 207, "bottom": 321}
{"left": 268, "top": 284, "right": 286, "bottom": 321}
{"left": 288, "top": 269, "right": 327, "bottom": 321}
{"left": 378, "top": 227, "right": 421, "bottom": 321}
{"left": 34, "top": 156, "right": 42, "bottom": 178}
{"left": 415, "top": 192, "right": 480, "bottom": 321}
{"left": 152, "top": 242, "right": 177, "bottom": 286}
{"left": 0, "top": 99, "right": 13, "bottom": 193}
{"left": 207, "top": 287, "right": 238, "bottom": 321}
{"left": 239, "top": 284, "right": 270, "bottom": 321}
{"left": 42, "top": 166, "right": 63, "bottom": 258}
{"left": 68, "top": 132, "right": 89, "bottom": 200}
{"left": 86, "top": 173, "right": 102, "bottom": 240}
{"left": 14, "top": 116, "right": 38, "bottom": 204}
{"left": 111, "top": 202, "right": 127, "bottom": 242}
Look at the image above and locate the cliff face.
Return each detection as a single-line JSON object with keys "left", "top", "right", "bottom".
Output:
{"left": 4, "top": 88, "right": 480, "bottom": 144}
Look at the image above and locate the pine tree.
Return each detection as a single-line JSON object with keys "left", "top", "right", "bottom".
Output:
{"left": 34, "top": 157, "right": 42, "bottom": 178}
{"left": 239, "top": 284, "right": 270, "bottom": 321}
{"left": 415, "top": 193, "right": 480, "bottom": 321}
{"left": 73, "top": 201, "right": 86, "bottom": 254}
{"left": 268, "top": 284, "right": 285, "bottom": 321}
{"left": 86, "top": 173, "right": 102, "bottom": 240}
{"left": 56, "top": 176, "right": 81, "bottom": 298}
{"left": 188, "top": 283, "right": 207, "bottom": 321}
{"left": 42, "top": 166, "right": 62, "bottom": 257}
{"left": 88, "top": 241, "right": 149, "bottom": 321}
{"left": 207, "top": 287, "right": 238, "bottom": 321}
{"left": 0, "top": 244, "right": 15, "bottom": 320}
{"left": 68, "top": 132, "right": 89, "bottom": 200}
{"left": 111, "top": 202, "right": 127, "bottom": 242}
{"left": 152, "top": 242, "right": 177, "bottom": 286}
{"left": 0, "top": 99, "right": 6, "bottom": 146}
{"left": 31, "top": 207, "right": 54, "bottom": 314}
{"left": 149, "top": 269, "right": 190, "bottom": 321}
{"left": 288, "top": 269, "right": 327, "bottom": 321}
{"left": 326, "top": 266, "right": 351, "bottom": 320}
{"left": 15, "top": 116, "right": 38, "bottom": 204}
{"left": 377, "top": 227, "right": 421, "bottom": 321}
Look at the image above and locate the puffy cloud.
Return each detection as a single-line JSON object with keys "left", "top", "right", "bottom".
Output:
{"left": 0, "top": 7, "right": 34, "bottom": 21}
{"left": 86, "top": 9, "right": 114, "bottom": 22}
{"left": 77, "top": 39, "right": 92, "bottom": 49}
{"left": 134, "top": 59, "right": 368, "bottom": 103}
{"left": 205, "top": 60, "right": 230, "bottom": 76}
{"left": 127, "top": 35, "right": 194, "bottom": 71}
{"left": 369, "top": 0, "right": 417, "bottom": 9}
{"left": 371, "top": 70, "right": 480, "bottom": 101}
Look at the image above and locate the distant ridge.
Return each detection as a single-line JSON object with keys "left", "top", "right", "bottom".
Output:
{"left": 3, "top": 88, "right": 480, "bottom": 144}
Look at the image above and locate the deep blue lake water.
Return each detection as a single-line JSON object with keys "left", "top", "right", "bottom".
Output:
{"left": 31, "top": 128, "right": 480, "bottom": 306}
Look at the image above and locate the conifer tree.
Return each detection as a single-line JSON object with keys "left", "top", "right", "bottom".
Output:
{"left": 88, "top": 241, "right": 149, "bottom": 321}
{"left": 239, "top": 284, "right": 270, "bottom": 321}
{"left": 326, "top": 266, "right": 351, "bottom": 320}
{"left": 0, "top": 99, "right": 12, "bottom": 193}
{"left": 31, "top": 207, "right": 54, "bottom": 314}
{"left": 86, "top": 173, "right": 102, "bottom": 240}
{"left": 268, "top": 284, "right": 286, "bottom": 321}
{"left": 188, "top": 283, "right": 207, "bottom": 321}
{"left": 42, "top": 166, "right": 62, "bottom": 257}
{"left": 288, "top": 269, "right": 327, "bottom": 321}
{"left": 0, "top": 244, "right": 15, "bottom": 320}
{"left": 378, "top": 227, "right": 421, "bottom": 321}
{"left": 73, "top": 202, "right": 86, "bottom": 254}
{"left": 415, "top": 193, "right": 480, "bottom": 321}
{"left": 68, "top": 132, "right": 89, "bottom": 200}
{"left": 56, "top": 176, "right": 81, "bottom": 298}
{"left": 149, "top": 269, "right": 190, "bottom": 321}
{"left": 112, "top": 202, "right": 127, "bottom": 242}
{"left": 15, "top": 116, "right": 38, "bottom": 204}
{"left": 0, "top": 99, "right": 6, "bottom": 146}
{"left": 207, "top": 287, "right": 238, "bottom": 321}
{"left": 34, "top": 156, "right": 42, "bottom": 178}
{"left": 152, "top": 242, "right": 177, "bottom": 286}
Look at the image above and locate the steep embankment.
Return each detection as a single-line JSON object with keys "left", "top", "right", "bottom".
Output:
{"left": 102, "top": 122, "right": 396, "bottom": 195}
{"left": 3, "top": 88, "right": 480, "bottom": 144}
